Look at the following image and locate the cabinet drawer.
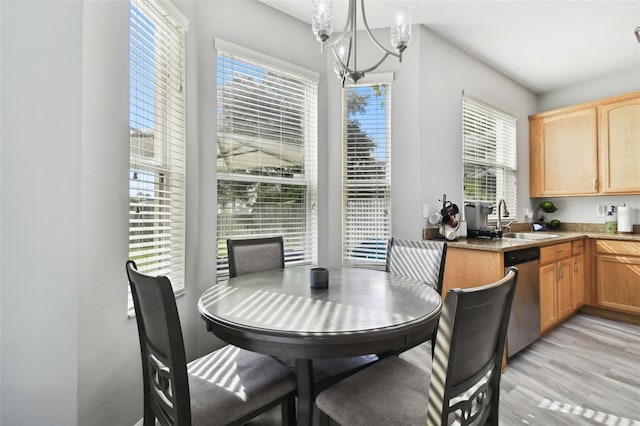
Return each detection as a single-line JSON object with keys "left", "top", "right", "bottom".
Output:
{"left": 595, "top": 240, "right": 640, "bottom": 256}
{"left": 572, "top": 239, "right": 584, "bottom": 255}
{"left": 540, "top": 242, "right": 572, "bottom": 265}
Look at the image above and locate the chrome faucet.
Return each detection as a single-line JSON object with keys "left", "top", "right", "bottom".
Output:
{"left": 497, "top": 199, "right": 510, "bottom": 232}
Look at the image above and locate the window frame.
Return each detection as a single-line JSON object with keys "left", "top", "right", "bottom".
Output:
{"left": 128, "top": 0, "right": 187, "bottom": 309}
{"left": 342, "top": 74, "right": 393, "bottom": 267}
{"left": 462, "top": 92, "right": 517, "bottom": 223}
{"left": 214, "top": 40, "right": 319, "bottom": 279}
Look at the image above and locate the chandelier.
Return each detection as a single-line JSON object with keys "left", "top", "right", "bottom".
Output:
{"left": 312, "top": 0, "right": 411, "bottom": 85}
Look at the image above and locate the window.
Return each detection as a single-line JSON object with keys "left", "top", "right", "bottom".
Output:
{"left": 342, "top": 80, "right": 392, "bottom": 266}
{"left": 462, "top": 93, "right": 517, "bottom": 222}
{"left": 216, "top": 42, "right": 318, "bottom": 277}
{"left": 129, "top": 0, "right": 187, "bottom": 299}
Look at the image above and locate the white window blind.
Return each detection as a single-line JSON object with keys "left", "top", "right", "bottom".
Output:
{"left": 342, "top": 82, "right": 391, "bottom": 266}
{"left": 216, "top": 48, "right": 318, "bottom": 277}
{"left": 129, "top": 0, "right": 186, "bottom": 299}
{"left": 462, "top": 93, "right": 517, "bottom": 221}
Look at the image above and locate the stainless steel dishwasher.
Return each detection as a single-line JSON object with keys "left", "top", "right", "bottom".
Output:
{"left": 505, "top": 247, "right": 540, "bottom": 357}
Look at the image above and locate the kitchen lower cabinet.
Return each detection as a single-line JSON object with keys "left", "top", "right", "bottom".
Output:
{"left": 596, "top": 240, "right": 640, "bottom": 315}
{"left": 442, "top": 247, "right": 504, "bottom": 295}
{"left": 539, "top": 242, "right": 573, "bottom": 333}
{"left": 571, "top": 240, "right": 585, "bottom": 310}
{"left": 539, "top": 263, "right": 558, "bottom": 332}
{"left": 556, "top": 257, "right": 574, "bottom": 321}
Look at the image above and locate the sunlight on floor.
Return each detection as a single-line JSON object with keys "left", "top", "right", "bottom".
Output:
{"left": 538, "top": 397, "right": 640, "bottom": 425}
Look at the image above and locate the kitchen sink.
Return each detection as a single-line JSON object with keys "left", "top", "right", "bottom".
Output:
{"left": 502, "top": 232, "right": 560, "bottom": 240}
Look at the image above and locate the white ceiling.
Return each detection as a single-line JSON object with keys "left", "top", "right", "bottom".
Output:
{"left": 258, "top": 0, "right": 640, "bottom": 94}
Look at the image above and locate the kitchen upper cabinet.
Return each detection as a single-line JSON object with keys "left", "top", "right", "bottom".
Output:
{"left": 529, "top": 91, "right": 640, "bottom": 197}
{"left": 595, "top": 240, "right": 640, "bottom": 315}
{"left": 530, "top": 108, "right": 598, "bottom": 197}
{"left": 599, "top": 96, "right": 640, "bottom": 193}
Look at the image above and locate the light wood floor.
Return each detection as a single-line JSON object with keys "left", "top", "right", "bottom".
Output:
{"left": 249, "top": 313, "right": 640, "bottom": 425}
{"left": 499, "top": 314, "right": 640, "bottom": 425}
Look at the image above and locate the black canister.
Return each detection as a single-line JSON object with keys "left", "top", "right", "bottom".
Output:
{"left": 310, "top": 267, "right": 329, "bottom": 289}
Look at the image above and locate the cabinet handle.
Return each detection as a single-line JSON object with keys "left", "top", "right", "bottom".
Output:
{"left": 593, "top": 178, "right": 597, "bottom": 191}
{"left": 560, "top": 266, "right": 564, "bottom": 280}
{"left": 557, "top": 265, "right": 562, "bottom": 281}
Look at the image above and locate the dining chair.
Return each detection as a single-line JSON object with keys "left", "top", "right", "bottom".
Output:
{"left": 126, "top": 260, "right": 296, "bottom": 426}
{"left": 386, "top": 238, "right": 447, "bottom": 294}
{"left": 316, "top": 267, "right": 519, "bottom": 426}
{"left": 227, "top": 236, "right": 285, "bottom": 278}
{"left": 386, "top": 238, "right": 447, "bottom": 352}
{"left": 226, "top": 236, "right": 378, "bottom": 391}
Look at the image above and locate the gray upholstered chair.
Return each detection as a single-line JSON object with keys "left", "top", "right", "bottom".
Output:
{"left": 316, "top": 267, "right": 519, "bottom": 426}
{"left": 386, "top": 238, "right": 447, "bottom": 294}
{"left": 227, "top": 236, "right": 285, "bottom": 278}
{"left": 126, "top": 260, "right": 296, "bottom": 426}
{"left": 226, "top": 236, "right": 378, "bottom": 394}
{"left": 386, "top": 238, "right": 447, "bottom": 352}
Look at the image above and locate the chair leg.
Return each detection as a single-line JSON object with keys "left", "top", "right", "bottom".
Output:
{"left": 281, "top": 393, "right": 297, "bottom": 426}
{"left": 143, "top": 395, "right": 155, "bottom": 426}
{"left": 318, "top": 410, "right": 331, "bottom": 426}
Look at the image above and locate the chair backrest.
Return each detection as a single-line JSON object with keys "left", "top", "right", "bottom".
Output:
{"left": 386, "top": 238, "right": 447, "bottom": 294}
{"left": 126, "top": 260, "right": 191, "bottom": 425}
{"left": 427, "top": 267, "right": 518, "bottom": 426}
{"left": 227, "top": 236, "right": 285, "bottom": 278}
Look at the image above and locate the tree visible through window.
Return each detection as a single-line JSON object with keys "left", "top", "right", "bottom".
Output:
{"left": 343, "top": 82, "right": 391, "bottom": 266}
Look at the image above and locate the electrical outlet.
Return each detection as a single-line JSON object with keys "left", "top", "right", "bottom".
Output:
{"left": 597, "top": 204, "right": 607, "bottom": 217}
{"left": 422, "top": 204, "right": 430, "bottom": 218}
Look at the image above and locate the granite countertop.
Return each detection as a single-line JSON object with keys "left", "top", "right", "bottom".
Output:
{"left": 433, "top": 230, "right": 640, "bottom": 253}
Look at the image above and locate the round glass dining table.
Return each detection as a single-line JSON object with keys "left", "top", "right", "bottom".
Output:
{"left": 198, "top": 265, "right": 442, "bottom": 425}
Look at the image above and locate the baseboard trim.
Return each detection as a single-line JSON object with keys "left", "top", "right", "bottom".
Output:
{"left": 579, "top": 306, "right": 640, "bottom": 325}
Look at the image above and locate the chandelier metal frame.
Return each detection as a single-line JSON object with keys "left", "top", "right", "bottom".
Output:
{"left": 313, "top": 0, "right": 410, "bottom": 85}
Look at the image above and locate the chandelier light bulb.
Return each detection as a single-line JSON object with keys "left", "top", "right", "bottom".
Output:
{"left": 312, "top": 0, "right": 333, "bottom": 42}
{"left": 391, "top": 5, "right": 411, "bottom": 52}
{"left": 335, "top": 38, "right": 350, "bottom": 64}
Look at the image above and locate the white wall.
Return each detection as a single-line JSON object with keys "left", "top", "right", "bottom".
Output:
{"left": 77, "top": 2, "right": 141, "bottom": 424}
{"left": 534, "top": 65, "right": 640, "bottom": 225}
{"left": 0, "top": 0, "right": 4, "bottom": 421}
{"left": 416, "top": 26, "right": 537, "bottom": 229}
{"left": 538, "top": 65, "right": 640, "bottom": 111}
{"left": 1, "top": 1, "right": 81, "bottom": 424}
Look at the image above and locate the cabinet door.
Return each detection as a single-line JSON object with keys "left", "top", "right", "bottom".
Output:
{"left": 533, "top": 108, "right": 598, "bottom": 196}
{"left": 556, "top": 258, "right": 574, "bottom": 321}
{"left": 540, "top": 263, "right": 557, "bottom": 333}
{"left": 572, "top": 253, "right": 585, "bottom": 309}
{"left": 597, "top": 254, "right": 640, "bottom": 315}
{"left": 600, "top": 96, "right": 640, "bottom": 193}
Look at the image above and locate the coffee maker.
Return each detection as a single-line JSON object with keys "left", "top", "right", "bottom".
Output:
{"left": 464, "top": 202, "right": 501, "bottom": 238}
